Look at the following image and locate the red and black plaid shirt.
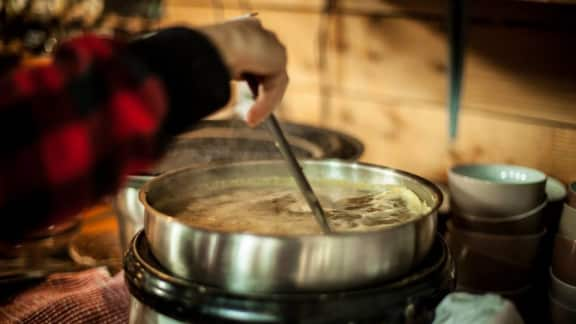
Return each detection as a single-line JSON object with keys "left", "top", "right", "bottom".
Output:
{"left": 0, "top": 29, "right": 230, "bottom": 239}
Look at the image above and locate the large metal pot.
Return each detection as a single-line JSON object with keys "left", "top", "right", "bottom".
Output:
{"left": 113, "top": 120, "right": 364, "bottom": 251}
{"left": 140, "top": 160, "right": 442, "bottom": 293}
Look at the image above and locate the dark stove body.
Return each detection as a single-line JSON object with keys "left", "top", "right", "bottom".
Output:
{"left": 125, "top": 232, "right": 455, "bottom": 324}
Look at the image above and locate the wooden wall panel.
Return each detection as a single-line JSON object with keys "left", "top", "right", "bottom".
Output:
{"left": 163, "top": 3, "right": 576, "bottom": 124}
{"left": 170, "top": 0, "right": 576, "bottom": 16}
{"left": 281, "top": 93, "right": 576, "bottom": 182}
{"left": 161, "top": 1, "right": 576, "bottom": 183}
{"left": 324, "top": 15, "right": 576, "bottom": 125}
{"left": 160, "top": 6, "right": 320, "bottom": 90}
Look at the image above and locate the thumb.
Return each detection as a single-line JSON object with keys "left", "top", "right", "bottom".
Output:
{"left": 245, "top": 72, "right": 288, "bottom": 126}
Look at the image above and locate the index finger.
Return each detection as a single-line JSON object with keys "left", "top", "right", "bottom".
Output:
{"left": 246, "top": 71, "right": 289, "bottom": 126}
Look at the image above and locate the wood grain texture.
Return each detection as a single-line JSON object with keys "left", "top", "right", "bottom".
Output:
{"left": 323, "top": 15, "right": 576, "bottom": 125}
{"left": 163, "top": 4, "right": 576, "bottom": 125}
{"left": 161, "top": 1, "right": 576, "bottom": 183}
{"left": 169, "top": 0, "right": 576, "bottom": 15}
{"left": 280, "top": 92, "right": 576, "bottom": 183}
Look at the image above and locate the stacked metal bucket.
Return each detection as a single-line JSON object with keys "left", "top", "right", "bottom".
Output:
{"left": 445, "top": 164, "right": 570, "bottom": 323}
{"left": 549, "top": 182, "right": 576, "bottom": 323}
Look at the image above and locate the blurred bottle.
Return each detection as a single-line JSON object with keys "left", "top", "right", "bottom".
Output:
{"left": 0, "top": 0, "right": 163, "bottom": 73}
{"left": 0, "top": 0, "right": 163, "bottom": 247}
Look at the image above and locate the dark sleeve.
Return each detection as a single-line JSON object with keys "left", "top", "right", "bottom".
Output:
{"left": 128, "top": 27, "right": 231, "bottom": 140}
{"left": 0, "top": 30, "right": 231, "bottom": 239}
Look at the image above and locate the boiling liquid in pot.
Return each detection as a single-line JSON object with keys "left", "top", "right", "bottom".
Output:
{"left": 174, "top": 179, "right": 429, "bottom": 235}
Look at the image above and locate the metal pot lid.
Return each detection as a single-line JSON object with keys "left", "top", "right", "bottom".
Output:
{"left": 124, "top": 231, "right": 454, "bottom": 323}
{"left": 150, "top": 119, "right": 364, "bottom": 174}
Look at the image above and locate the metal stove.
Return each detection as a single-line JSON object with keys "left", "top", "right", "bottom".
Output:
{"left": 125, "top": 231, "right": 455, "bottom": 324}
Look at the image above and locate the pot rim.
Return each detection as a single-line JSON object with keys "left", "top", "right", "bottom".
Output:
{"left": 185, "top": 119, "right": 366, "bottom": 162}
{"left": 555, "top": 232, "right": 576, "bottom": 243}
{"left": 449, "top": 163, "right": 547, "bottom": 186}
{"left": 453, "top": 198, "right": 548, "bottom": 223}
{"left": 139, "top": 159, "right": 443, "bottom": 239}
{"left": 563, "top": 202, "right": 576, "bottom": 214}
{"left": 546, "top": 177, "right": 567, "bottom": 202}
{"left": 125, "top": 231, "right": 450, "bottom": 299}
{"left": 551, "top": 267, "right": 576, "bottom": 290}
{"left": 447, "top": 221, "right": 546, "bottom": 240}
{"left": 549, "top": 293, "right": 576, "bottom": 313}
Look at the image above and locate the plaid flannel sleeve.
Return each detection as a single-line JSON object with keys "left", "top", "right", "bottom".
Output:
{"left": 0, "top": 35, "right": 168, "bottom": 238}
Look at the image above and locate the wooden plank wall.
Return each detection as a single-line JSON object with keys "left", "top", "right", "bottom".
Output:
{"left": 161, "top": 0, "right": 576, "bottom": 184}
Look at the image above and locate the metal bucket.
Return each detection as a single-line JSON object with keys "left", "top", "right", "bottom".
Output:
{"left": 141, "top": 160, "right": 442, "bottom": 293}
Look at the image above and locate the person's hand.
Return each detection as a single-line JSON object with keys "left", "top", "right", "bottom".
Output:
{"left": 199, "top": 18, "right": 288, "bottom": 126}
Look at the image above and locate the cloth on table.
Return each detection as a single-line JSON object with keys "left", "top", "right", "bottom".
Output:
{"left": 0, "top": 267, "right": 128, "bottom": 324}
{"left": 433, "top": 292, "right": 524, "bottom": 324}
